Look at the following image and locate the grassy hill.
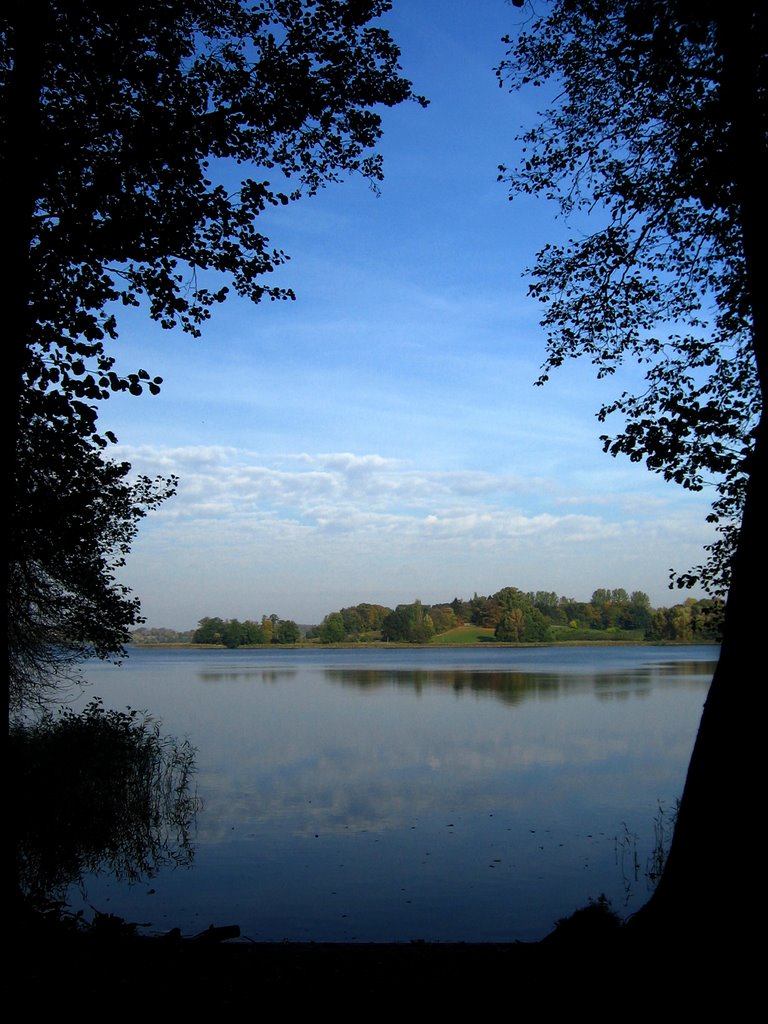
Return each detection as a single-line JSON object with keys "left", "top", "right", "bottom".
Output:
{"left": 429, "top": 624, "right": 649, "bottom": 645}
{"left": 428, "top": 625, "right": 496, "bottom": 645}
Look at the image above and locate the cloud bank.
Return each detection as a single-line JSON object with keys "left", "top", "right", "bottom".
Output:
{"left": 115, "top": 444, "right": 717, "bottom": 629}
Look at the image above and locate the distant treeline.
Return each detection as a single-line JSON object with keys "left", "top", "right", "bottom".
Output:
{"left": 131, "top": 587, "right": 723, "bottom": 647}
{"left": 148, "top": 614, "right": 302, "bottom": 648}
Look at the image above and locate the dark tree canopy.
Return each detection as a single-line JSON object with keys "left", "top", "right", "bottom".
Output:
{"left": 2, "top": 0, "right": 426, "bottom": 431}
{"left": 500, "top": 0, "right": 767, "bottom": 943}
{"left": 498, "top": 0, "right": 766, "bottom": 595}
{"left": 9, "top": 388, "right": 176, "bottom": 714}
{"left": 2, "top": 1, "right": 424, "bottom": 713}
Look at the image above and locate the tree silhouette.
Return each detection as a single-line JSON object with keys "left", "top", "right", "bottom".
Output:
{"left": 2, "top": 1, "right": 426, "bottom": 715}
{"left": 500, "top": 0, "right": 766, "bottom": 941}
{"left": 9, "top": 387, "right": 176, "bottom": 714}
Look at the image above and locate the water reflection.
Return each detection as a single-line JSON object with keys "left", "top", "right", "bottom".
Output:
{"left": 324, "top": 659, "right": 716, "bottom": 706}
{"left": 63, "top": 646, "right": 717, "bottom": 943}
{"left": 199, "top": 668, "right": 298, "bottom": 684}
{"left": 12, "top": 700, "right": 200, "bottom": 907}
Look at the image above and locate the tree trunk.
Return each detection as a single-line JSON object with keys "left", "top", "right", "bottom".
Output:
{"left": 629, "top": 418, "right": 765, "bottom": 939}
{"left": 628, "top": 1, "right": 767, "bottom": 943}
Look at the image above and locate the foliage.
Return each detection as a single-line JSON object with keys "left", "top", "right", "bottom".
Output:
{"left": 495, "top": 609, "right": 551, "bottom": 643}
{"left": 491, "top": 588, "right": 553, "bottom": 642}
{"left": 276, "top": 619, "right": 301, "bottom": 644}
{"left": 500, "top": 2, "right": 766, "bottom": 936}
{"left": 8, "top": 389, "right": 177, "bottom": 715}
{"left": 644, "top": 597, "right": 723, "bottom": 642}
{"left": 130, "top": 626, "right": 195, "bottom": 645}
{"left": 588, "top": 589, "right": 653, "bottom": 632}
{"left": 3, "top": 1, "right": 425, "bottom": 713}
{"left": 10, "top": 698, "right": 200, "bottom": 904}
{"left": 2, "top": 0, "right": 427, "bottom": 439}
{"left": 547, "top": 894, "right": 622, "bottom": 942}
{"left": 497, "top": 0, "right": 764, "bottom": 596}
{"left": 309, "top": 602, "right": 399, "bottom": 641}
{"left": 317, "top": 611, "right": 347, "bottom": 644}
{"left": 339, "top": 602, "right": 395, "bottom": 638}
{"left": 186, "top": 585, "right": 723, "bottom": 645}
{"left": 192, "top": 614, "right": 301, "bottom": 646}
{"left": 381, "top": 600, "right": 436, "bottom": 643}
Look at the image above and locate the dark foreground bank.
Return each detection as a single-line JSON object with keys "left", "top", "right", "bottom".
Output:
{"left": 8, "top": 901, "right": 755, "bottom": 1013}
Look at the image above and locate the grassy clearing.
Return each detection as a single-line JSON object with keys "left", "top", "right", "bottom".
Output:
{"left": 429, "top": 625, "right": 496, "bottom": 645}
{"left": 303, "top": 625, "right": 648, "bottom": 647}
{"left": 549, "top": 626, "right": 645, "bottom": 642}
{"left": 431, "top": 624, "right": 648, "bottom": 646}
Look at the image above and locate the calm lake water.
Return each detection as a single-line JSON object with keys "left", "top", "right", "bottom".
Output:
{"left": 66, "top": 644, "right": 716, "bottom": 943}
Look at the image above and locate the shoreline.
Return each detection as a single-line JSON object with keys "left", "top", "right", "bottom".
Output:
{"left": 12, "top": 902, "right": 746, "bottom": 1010}
{"left": 127, "top": 638, "right": 719, "bottom": 650}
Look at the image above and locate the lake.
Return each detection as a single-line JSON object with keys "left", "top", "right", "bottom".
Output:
{"left": 65, "top": 644, "right": 716, "bottom": 943}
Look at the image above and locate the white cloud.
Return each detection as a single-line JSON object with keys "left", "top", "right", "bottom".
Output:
{"left": 94, "top": 5, "right": 726, "bottom": 630}
{"left": 114, "top": 443, "right": 717, "bottom": 628}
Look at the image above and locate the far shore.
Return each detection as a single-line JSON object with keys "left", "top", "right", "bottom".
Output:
{"left": 128, "top": 639, "right": 719, "bottom": 650}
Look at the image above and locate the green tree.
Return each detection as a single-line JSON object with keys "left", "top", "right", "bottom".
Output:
{"left": 429, "top": 604, "right": 458, "bottom": 635}
{"left": 501, "top": 0, "right": 766, "bottom": 940}
{"left": 340, "top": 606, "right": 365, "bottom": 637}
{"left": 260, "top": 615, "right": 274, "bottom": 644}
{"left": 626, "top": 591, "right": 653, "bottom": 631}
{"left": 221, "top": 619, "right": 246, "bottom": 649}
{"left": 380, "top": 606, "right": 409, "bottom": 641}
{"left": 241, "top": 619, "right": 268, "bottom": 644}
{"left": 407, "top": 608, "right": 435, "bottom": 644}
{"left": 493, "top": 588, "right": 553, "bottom": 642}
{"left": 495, "top": 608, "right": 526, "bottom": 642}
{"left": 558, "top": 596, "right": 589, "bottom": 628}
{"left": 528, "top": 591, "right": 567, "bottom": 625}
{"left": 381, "top": 601, "right": 435, "bottom": 643}
{"left": 333, "top": 603, "right": 390, "bottom": 639}
{"left": 275, "top": 619, "right": 301, "bottom": 644}
{"left": 318, "top": 612, "right": 346, "bottom": 644}
{"left": 193, "top": 617, "right": 226, "bottom": 645}
{"left": 131, "top": 626, "right": 194, "bottom": 645}
{"left": 469, "top": 594, "right": 503, "bottom": 629}
{"left": 450, "top": 597, "right": 472, "bottom": 624}
{"left": 645, "top": 597, "right": 723, "bottom": 641}
{"left": 357, "top": 603, "right": 392, "bottom": 633}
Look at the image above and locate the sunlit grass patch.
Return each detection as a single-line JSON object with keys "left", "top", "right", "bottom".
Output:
{"left": 429, "top": 625, "right": 496, "bottom": 645}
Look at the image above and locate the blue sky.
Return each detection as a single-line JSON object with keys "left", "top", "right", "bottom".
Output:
{"left": 101, "top": 0, "right": 716, "bottom": 630}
